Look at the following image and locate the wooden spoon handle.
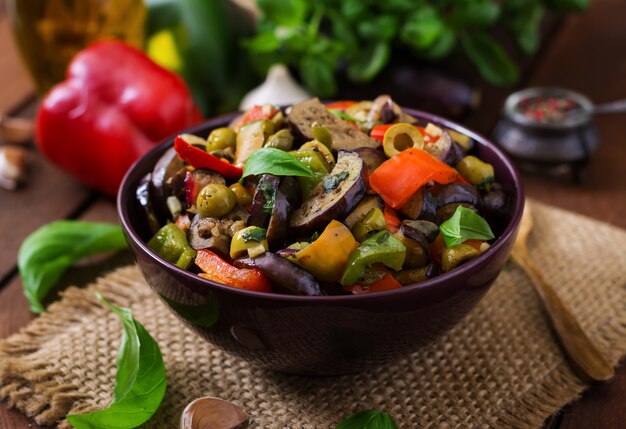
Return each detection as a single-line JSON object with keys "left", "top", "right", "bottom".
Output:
{"left": 513, "top": 250, "right": 614, "bottom": 382}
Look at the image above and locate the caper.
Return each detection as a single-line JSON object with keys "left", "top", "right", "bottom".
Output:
{"left": 206, "top": 127, "right": 237, "bottom": 152}
{"left": 441, "top": 243, "right": 480, "bottom": 272}
{"left": 456, "top": 155, "right": 494, "bottom": 189}
{"left": 229, "top": 183, "right": 253, "bottom": 209}
{"left": 382, "top": 123, "right": 424, "bottom": 158}
{"left": 264, "top": 129, "right": 294, "bottom": 151}
{"left": 196, "top": 184, "right": 237, "bottom": 218}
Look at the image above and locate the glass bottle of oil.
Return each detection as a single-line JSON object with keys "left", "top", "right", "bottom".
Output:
{"left": 8, "top": 0, "right": 146, "bottom": 94}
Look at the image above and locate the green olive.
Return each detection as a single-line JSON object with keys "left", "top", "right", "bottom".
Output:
{"left": 196, "top": 184, "right": 237, "bottom": 218}
{"left": 441, "top": 243, "right": 479, "bottom": 272}
{"left": 229, "top": 183, "right": 253, "bottom": 209}
{"left": 310, "top": 125, "right": 333, "bottom": 149}
{"left": 351, "top": 207, "right": 386, "bottom": 242}
{"left": 264, "top": 129, "right": 294, "bottom": 151}
{"left": 382, "top": 123, "right": 424, "bottom": 158}
{"left": 300, "top": 140, "right": 335, "bottom": 170}
{"left": 456, "top": 155, "right": 494, "bottom": 189}
{"left": 230, "top": 226, "right": 269, "bottom": 259}
{"left": 206, "top": 127, "right": 237, "bottom": 152}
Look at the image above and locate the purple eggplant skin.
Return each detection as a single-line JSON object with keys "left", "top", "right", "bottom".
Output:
{"left": 442, "top": 141, "right": 467, "bottom": 167}
{"left": 235, "top": 253, "right": 325, "bottom": 296}
{"left": 290, "top": 151, "right": 367, "bottom": 235}
{"left": 399, "top": 223, "right": 431, "bottom": 268}
{"left": 354, "top": 147, "right": 386, "bottom": 176}
{"left": 400, "top": 189, "right": 438, "bottom": 222}
{"left": 437, "top": 183, "right": 480, "bottom": 207}
{"left": 248, "top": 174, "right": 281, "bottom": 228}
{"left": 136, "top": 173, "right": 161, "bottom": 235}
{"left": 150, "top": 147, "right": 185, "bottom": 219}
{"left": 266, "top": 176, "right": 302, "bottom": 250}
{"left": 402, "top": 219, "right": 439, "bottom": 243}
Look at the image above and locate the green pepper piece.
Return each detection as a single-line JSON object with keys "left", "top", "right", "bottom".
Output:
{"left": 340, "top": 230, "right": 406, "bottom": 286}
{"left": 148, "top": 223, "right": 196, "bottom": 269}
{"left": 351, "top": 207, "right": 387, "bottom": 242}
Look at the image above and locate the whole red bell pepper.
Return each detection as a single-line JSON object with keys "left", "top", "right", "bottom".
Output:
{"left": 36, "top": 41, "right": 202, "bottom": 195}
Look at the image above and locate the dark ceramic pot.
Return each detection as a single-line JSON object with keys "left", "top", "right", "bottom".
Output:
{"left": 118, "top": 108, "right": 525, "bottom": 375}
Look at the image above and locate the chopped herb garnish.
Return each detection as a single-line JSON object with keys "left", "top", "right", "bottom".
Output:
{"left": 257, "top": 181, "right": 277, "bottom": 214}
{"left": 323, "top": 171, "right": 349, "bottom": 193}
{"left": 240, "top": 227, "right": 267, "bottom": 243}
{"left": 309, "top": 231, "right": 320, "bottom": 242}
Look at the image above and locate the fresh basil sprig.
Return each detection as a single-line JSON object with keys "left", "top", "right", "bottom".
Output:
{"left": 18, "top": 221, "right": 127, "bottom": 314}
{"left": 440, "top": 206, "right": 495, "bottom": 248}
{"left": 241, "top": 147, "right": 315, "bottom": 179}
{"left": 67, "top": 294, "right": 167, "bottom": 429}
{"left": 336, "top": 410, "right": 398, "bottom": 429}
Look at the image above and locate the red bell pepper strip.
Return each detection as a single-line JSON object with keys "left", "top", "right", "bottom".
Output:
{"left": 36, "top": 41, "right": 202, "bottom": 195}
{"left": 195, "top": 249, "right": 272, "bottom": 292}
{"left": 370, "top": 148, "right": 459, "bottom": 209}
{"left": 174, "top": 135, "right": 243, "bottom": 179}
{"left": 370, "top": 124, "right": 439, "bottom": 144}
{"left": 344, "top": 273, "right": 402, "bottom": 294}
{"left": 234, "top": 105, "right": 279, "bottom": 131}
{"left": 326, "top": 100, "right": 357, "bottom": 111}
{"left": 383, "top": 205, "right": 401, "bottom": 233}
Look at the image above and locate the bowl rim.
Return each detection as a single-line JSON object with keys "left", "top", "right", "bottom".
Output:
{"left": 118, "top": 106, "right": 525, "bottom": 303}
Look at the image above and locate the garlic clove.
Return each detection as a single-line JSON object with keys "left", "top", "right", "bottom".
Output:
{"left": 0, "top": 146, "right": 28, "bottom": 191}
{"left": 180, "top": 396, "right": 248, "bottom": 429}
{"left": 239, "top": 64, "right": 311, "bottom": 110}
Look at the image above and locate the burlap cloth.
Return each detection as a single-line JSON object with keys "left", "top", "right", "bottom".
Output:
{"left": 1, "top": 201, "right": 625, "bottom": 428}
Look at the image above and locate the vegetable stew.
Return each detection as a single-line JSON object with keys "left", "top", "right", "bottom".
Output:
{"left": 138, "top": 96, "right": 511, "bottom": 295}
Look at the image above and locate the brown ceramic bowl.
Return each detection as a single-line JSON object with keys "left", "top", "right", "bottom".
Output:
{"left": 118, "top": 108, "right": 524, "bottom": 375}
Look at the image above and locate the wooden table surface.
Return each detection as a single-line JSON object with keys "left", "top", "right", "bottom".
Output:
{"left": 1, "top": 1, "right": 625, "bottom": 427}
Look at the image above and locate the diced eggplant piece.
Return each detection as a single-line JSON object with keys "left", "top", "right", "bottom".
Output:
{"left": 234, "top": 119, "right": 273, "bottom": 167}
{"left": 437, "top": 203, "right": 478, "bottom": 225}
{"left": 354, "top": 147, "right": 386, "bottom": 175}
{"left": 136, "top": 173, "right": 160, "bottom": 235}
{"left": 437, "top": 183, "right": 480, "bottom": 207}
{"left": 423, "top": 126, "right": 453, "bottom": 161}
{"left": 187, "top": 216, "right": 231, "bottom": 256}
{"left": 402, "top": 220, "right": 439, "bottom": 243}
{"left": 151, "top": 147, "right": 186, "bottom": 220}
{"left": 441, "top": 141, "right": 467, "bottom": 167}
{"left": 481, "top": 184, "right": 509, "bottom": 219}
{"left": 266, "top": 176, "right": 302, "bottom": 250}
{"left": 235, "top": 252, "right": 324, "bottom": 296}
{"left": 399, "top": 188, "right": 438, "bottom": 222}
{"left": 343, "top": 196, "right": 384, "bottom": 228}
{"left": 248, "top": 174, "right": 281, "bottom": 228}
{"left": 393, "top": 264, "right": 438, "bottom": 286}
{"left": 290, "top": 151, "right": 367, "bottom": 234}
{"left": 287, "top": 98, "right": 380, "bottom": 150}
{"left": 397, "top": 224, "right": 430, "bottom": 268}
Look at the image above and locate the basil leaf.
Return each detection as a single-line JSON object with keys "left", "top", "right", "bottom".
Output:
{"left": 323, "top": 171, "right": 349, "bottom": 193}
{"left": 241, "top": 227, "right": 267, "bottom": 243}
{"left": 67, "top": 294, "right": 167, "bottom": 429}
{"left": 439, "top": 206, "right": 495, "bottom": 248}
{"left": 242, "top": 148, "right": 315, "bottom": 179}
{"left": 336, "top": 410, "right": 398, "bottom": 429}
{"left": 460, "top": 33, "right": 519, "bottom": 86}
{"left": 347, "top": 41, "right": 391, "bottom": 83}
{"left": 257, "top": 0, "right": 307, "bottom": 27}
{"left": 18, "top": 221, "right": 127, "bottom": 314}
{"left": 400, "top": 6, "right": 445, "bottom": 51}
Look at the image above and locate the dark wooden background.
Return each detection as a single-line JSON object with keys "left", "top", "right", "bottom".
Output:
{"left": 0, "top": 0, "right": 625, "bottom": 427}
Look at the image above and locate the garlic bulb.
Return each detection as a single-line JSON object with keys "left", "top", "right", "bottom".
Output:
{"left": 239, "top": 64, "right": 310, "bottom": 110}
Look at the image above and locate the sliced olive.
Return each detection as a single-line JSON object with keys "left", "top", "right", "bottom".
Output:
{"left": 441, "top": 243, "right": 480, "bottom": 272}
{"left": 196, "top": 184, "right": 237, "bottom": 218}
{"left": 456, "top": 155, "right": 494, "bottom": 190}
{"left": 264, "top": 129, "right": 294, "bottom": 151}
{"left": 382, "top": 123, "right": 424, "bottom": 158}
{"left": 206, "top": 127, "right": 236, "bottom": 152}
